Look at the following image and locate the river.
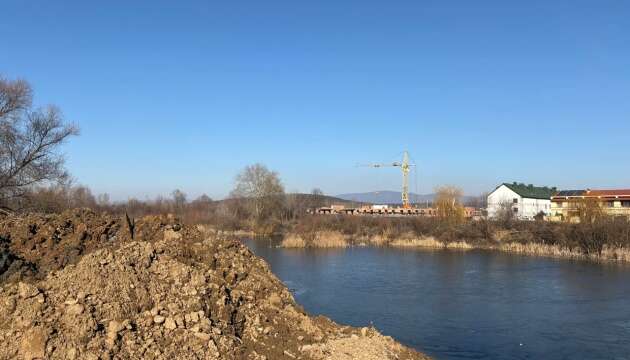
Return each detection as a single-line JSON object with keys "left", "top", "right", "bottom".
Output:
{"left": 244, "top": 239, "right": 630, "bottom": 359}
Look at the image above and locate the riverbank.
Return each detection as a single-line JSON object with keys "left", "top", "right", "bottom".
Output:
{"left": 0, "top": 210, "right": 428, "bottom": 360}
{"left": 280, "top": 231, "right": 630, "bottom": 263}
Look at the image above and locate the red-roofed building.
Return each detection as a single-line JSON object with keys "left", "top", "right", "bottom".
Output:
{"left": 550, "top": 189, "right": 630, "bottom": 222}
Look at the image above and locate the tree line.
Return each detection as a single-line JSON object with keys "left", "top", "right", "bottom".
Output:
{"left": 0, "top": 75, "right": 329, "bottom": 232}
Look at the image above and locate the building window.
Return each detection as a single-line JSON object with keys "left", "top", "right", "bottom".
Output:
{"left": 607, "top": 201, "right": 615, "bottom": 208}
{"left": 513, "top": 207, "right": 518, "bottom": 213}
{"left": 622, "top": 201, "right": 630, "bottom": 208}
{"left": 513, "top": 198, "right": 518, "bottom": 204}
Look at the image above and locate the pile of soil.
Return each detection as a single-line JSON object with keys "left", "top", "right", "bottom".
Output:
{"left": 0, "top": 209, "right": 428, "bottom": 360}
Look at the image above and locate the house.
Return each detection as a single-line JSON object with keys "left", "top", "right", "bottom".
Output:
{"left": 487, "top": 182, "right": 556, "bottom": 220}
{"left": 550, "top": 189, "right": 630, "bottom": 222}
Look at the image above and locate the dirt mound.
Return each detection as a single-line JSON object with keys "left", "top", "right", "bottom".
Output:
{"left": 0, "top": 211, "right": 428, "bottom": 359}
{"left": 0, "top": 209, "right": 197, "bottom": 283}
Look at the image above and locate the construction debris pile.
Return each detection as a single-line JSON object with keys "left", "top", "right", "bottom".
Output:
{"left": 0, "top": 209, "right": 426, "bottom": 360}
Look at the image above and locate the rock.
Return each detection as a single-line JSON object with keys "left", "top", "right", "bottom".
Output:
{"left": 164, "top": 317, "right": 177, "bottom": 330}
{"left": 194, "top": 332, "right": 211, "bottom": 341}
{"left": 66, "top": 303, "right": 85, "bottom": 315}
{"left": 268, "top": 293, "right": 282, "bottom": 307}
{"left": 153, "top": 315, "right": 165, "bottom": 324}
{"left": 67, "top": 347, "right": 78, "bottom": 360}
{"left": 19, "top": 327, "right": 48, "bottom": 360}
{"left": 106, "top": 320, "right": 125, "bottom": 347}
{"left": 189, "top": 311, "right": 200, "bottom": 323}
{"left": 77, "top": 291, "right": 88, "bottom": 301}
{"left": 4, "top": 297, "right": 16, "bottom": 313}
{"left": 18, "top": 282, "right": 39, "bottom": 299}
{"left": 207, "top": 339, "right": 219, "bottom": 356}
{"left": 164, "top": 229, "right": 182, "bottom": 242}
{"left": 109, "top": 320, "right": 126, "bottom": 334}
{"left": 361, "top": 327, "right": 369, "bottom": 337}
{"left": 175, "top": 315, "right": 185, "bottom": 328}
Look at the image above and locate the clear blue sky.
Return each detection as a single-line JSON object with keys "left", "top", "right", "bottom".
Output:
{"left": 2, "top": 0, "right": 629, "bottom": 200}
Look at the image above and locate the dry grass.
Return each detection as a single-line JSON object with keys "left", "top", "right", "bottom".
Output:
{"left": 313, "top": 231, "right": 349, "bottom": 248}
{"left": 390, "top": 236, "right": 474, "bottom": 250}
{"left": 281, "top": 231, "right": 348, "bottom": 248}
{"left": 281, "top": 234, "right": 307, "bottom": 248}
{"left": 445, "top": 241, "right": 475, "bottom": 250}
{"left": 600, "top": 246, "right": 630, "bottom": 262}
{"left": 390, "top": 236, "right": 444, "bottom": 248}
{"left": 497, "top": 242, "right": 584, "bottom": 259}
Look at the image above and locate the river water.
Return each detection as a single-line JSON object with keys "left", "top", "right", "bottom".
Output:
{"left": 244, "top": 239, "right": 630, "bottom": 359}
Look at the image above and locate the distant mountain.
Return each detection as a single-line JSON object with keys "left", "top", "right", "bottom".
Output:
{"left": 335, "top": 191, "right": 478, "bottom": 206}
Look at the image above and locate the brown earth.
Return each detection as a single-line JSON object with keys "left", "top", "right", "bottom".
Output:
{"left": 0, "top": 209, "right": 428, "bottom": 360}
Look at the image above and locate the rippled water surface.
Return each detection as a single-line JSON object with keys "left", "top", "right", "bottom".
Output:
{"left": 244, "top": 240, "right": 630, "bottom": 359}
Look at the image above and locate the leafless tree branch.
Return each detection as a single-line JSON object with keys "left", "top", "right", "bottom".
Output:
{"left": 0, "top": 76, "right": 79, "bottom": 208}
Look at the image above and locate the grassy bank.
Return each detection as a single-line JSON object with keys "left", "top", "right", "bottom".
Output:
{"left": 279, "top": 216, "right": 630, "bottom": 263}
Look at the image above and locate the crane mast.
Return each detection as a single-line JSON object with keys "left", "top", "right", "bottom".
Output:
{"left": 360, "top": 151, "right": 415, "bottom": 209}
{"left": 401, "top": 151, "right": 411, "bottom": 208}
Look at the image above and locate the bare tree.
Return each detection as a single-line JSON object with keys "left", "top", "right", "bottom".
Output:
{"left": 435, "top": 185, "right": 465, "bottom": 224}
{"left": 495, "top": 200, "right": 516, "bottom": 225}
{"left": 311, "top": 187, "right": 325, "bottom": 209}
{"left": 570, "top": 197, "right": 604, "bottom": 224}
{"left": 466, "top": 192, "right": 489, "bottom": 209}
{"left": 0, "top": 76, "right": 78, "bottom": 209}
{"left": 284, "top": 192, "right": 311, "bottom": 221}
{"left": 193, "top": 194, "right": 212, "bottom": 204}
{"left": 69, "top": 185, "right": 96, "bottom": 209}
{"left": 97, "top": 193, "right": 111, "bottom": 207}
{"left": 231, "top": 163, "right": 285, "bottom": 223}
{"left": 171, "top": 189, "right": 187, "bottom": 214}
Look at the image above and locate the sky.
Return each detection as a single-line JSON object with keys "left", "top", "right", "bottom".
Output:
{"left": 1, "top": 0, "right": 629, "bottom": 201}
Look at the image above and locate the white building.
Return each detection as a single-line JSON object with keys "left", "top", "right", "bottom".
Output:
{"left": 487, "top": 183, "right": 555, "bottom": 220}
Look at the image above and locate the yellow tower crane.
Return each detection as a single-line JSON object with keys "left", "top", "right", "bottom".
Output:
{"left": 360, "top": 151, "right": 416, "bottom": 208}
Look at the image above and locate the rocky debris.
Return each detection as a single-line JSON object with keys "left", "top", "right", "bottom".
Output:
{"left": 18, "top": 282, "right": 40, "bottom": 299}
{"left": 0, "top": 210, "right": 428, "bottom": 359}
{"left": 0, "top": 209, "right": 197, "bottom": 283}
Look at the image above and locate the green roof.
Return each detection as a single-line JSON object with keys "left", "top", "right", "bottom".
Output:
{"left": 502, "top": 182, "right": 557, "bottom": 200}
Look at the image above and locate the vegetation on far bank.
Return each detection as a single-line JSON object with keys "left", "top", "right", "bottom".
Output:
{"left": 281, "top": 215, "right": 630, "bottom": 261}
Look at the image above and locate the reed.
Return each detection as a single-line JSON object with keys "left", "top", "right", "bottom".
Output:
{"left": 281, "top": 234, "right": 307, "bottom": 248}
{"left": 390, "top": 236, "right": 444, "bottom": 248}
{"left": 312, "top": 231, "right": 349, "bottom": 248}
{"left": 497, "top": 242, "right": 584, "bottom": 259}
{"left": 281, "top": 231, "right": 348, "bottom": 248}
